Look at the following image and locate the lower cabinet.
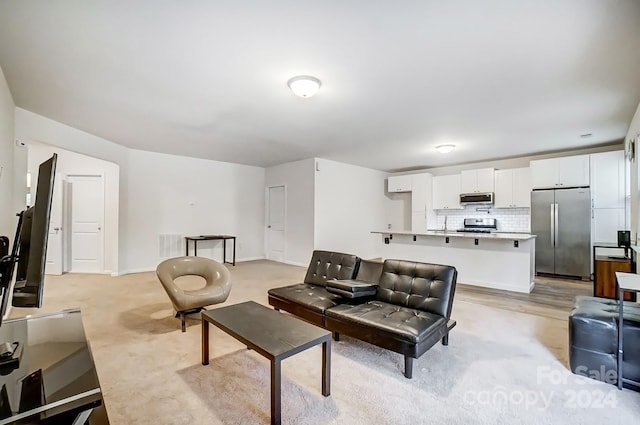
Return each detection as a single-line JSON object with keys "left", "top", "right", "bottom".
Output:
{"left": 594, "top": 256, "right": 636, "bottom": 301}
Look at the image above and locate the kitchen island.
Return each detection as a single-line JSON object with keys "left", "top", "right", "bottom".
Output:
{"left": 372, "top": 230, "right": 536, "bottom": 293}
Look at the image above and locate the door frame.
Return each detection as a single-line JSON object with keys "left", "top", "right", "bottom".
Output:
{"left": 45, "top": 172, "right": 64, "bottom": 275}
{"left": 265, "top": 184, "right": 287, "bottom": 262}
{"left": 65, "top": 173, "right": 106, "bottom": 273}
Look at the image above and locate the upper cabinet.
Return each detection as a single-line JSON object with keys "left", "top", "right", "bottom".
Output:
{"left": 494, "top": 168, "right": 531, "bottom": 208}
{"left": 433, "top": 174, "right": 462, "bottom": 209}
{"left": 388, "top": 175, "right": 412, "bottom": 192}
{"left": 530, "top": 154, "right": 590, "bottom": 189}
{"left": 590, "top": 150, "right": 626, "bottom": 209}
{"left": 460, "top": 168, "right": 495, "bottom": 193}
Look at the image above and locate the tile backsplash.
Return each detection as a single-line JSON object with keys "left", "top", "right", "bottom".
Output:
{"left": 434, "top": 206, "right": 530, "bottom": 233}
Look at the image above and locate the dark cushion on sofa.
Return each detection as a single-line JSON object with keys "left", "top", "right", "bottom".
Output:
{"left": 377, "top": 259, "right": 457, "bottom": 318}
{"left": 326, "top": 301, "right": 447, "bottom": 344}
{"left": 267, "top": 250, "right": 361, "bottom": 326}
{"left": 304, "top": 251, "right": 360, "bottom": 286}
{"left": 267, "top": 283, "right": 344, "bottom": 313}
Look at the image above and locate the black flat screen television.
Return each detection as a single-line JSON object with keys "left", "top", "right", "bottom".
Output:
{"left": 0, "top": 154, "right": 57, "bottom": 322}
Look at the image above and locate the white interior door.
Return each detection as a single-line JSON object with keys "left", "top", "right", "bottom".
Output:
{"left": 68, "top": 175, "right": 104, "bottom": 273}
{"left": 267, "top": 186, "right": 285, "bottom": 262}
{"left": 45, "top": 173, "right": 63, "bottom": 275}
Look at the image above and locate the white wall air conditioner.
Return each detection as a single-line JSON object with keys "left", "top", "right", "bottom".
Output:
{"left": 158, "top": 234, "right": 183, "bottom": 258}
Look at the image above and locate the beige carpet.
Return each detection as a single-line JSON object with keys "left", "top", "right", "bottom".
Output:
{"left": 11, "top": 260, "right": 640, "bottom": 424}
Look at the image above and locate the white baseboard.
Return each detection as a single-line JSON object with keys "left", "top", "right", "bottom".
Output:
{"left": 280, "top": 259, "right": 308, "bottom": 267}
{"left": 113, "top": 256, "right": 269, "bottom": 276}
{"left": 236, "top": 256, "right": 266, "bottom": 262}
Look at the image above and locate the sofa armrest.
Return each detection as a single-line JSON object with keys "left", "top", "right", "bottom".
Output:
{"left": 326, "top": 279, "right": 377, "bottom": 299}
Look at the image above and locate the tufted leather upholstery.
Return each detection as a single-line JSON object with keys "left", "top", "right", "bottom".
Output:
{"left": 268, "top": 253, "right": 458, "bottom": 378}
{"left": 326, "top": 301, "right": 447, "bottom": 345}
{"left": 267, "top": 283, "right": 344, "bottom": 313}
{"left": 267, "top": 250, "right": 360, "bottom": 326}
{"left": 304, "top": 250, "right": 360, "bottom": 286}
{"left": 569, "top": 296, "right": 640, "bottom": 388}
{"left": 376, "top": 259, "right": 457, "bottom": 318}
{"left": 325, "top": 259, "right": 458, "bottom": 377}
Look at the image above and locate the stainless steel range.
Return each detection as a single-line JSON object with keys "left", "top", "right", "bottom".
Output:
{"left": 456, "top": 218, "right": 497, "bottom": 233}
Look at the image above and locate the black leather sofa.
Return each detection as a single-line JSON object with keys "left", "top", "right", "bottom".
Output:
{"left": 267, "top": 250, "right": 361, "bottom": 327}
{"left": 268, "top": 251, "right": 458, "bottom": 378}
{"left": 325, "top": 259, "right": 457, "bottom": 378}
{"left": 569, "top": 296, "right": 640, "bottom": 389}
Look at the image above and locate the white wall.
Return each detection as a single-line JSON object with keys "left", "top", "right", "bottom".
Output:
{"left": 400, "top": 144, "right": 623, "bottom": 177}
{"left": 124, "top": 149, "right": 265, "bottom": 272}
{"left": 0, "top": 66, "right": 15, "bottom": 238}
{"left": 314, "top": 158, "right": 387, "bottom": 260}
{"left": 265, "top": 159, "right": 315, "bottom": 266}
{"left": 28, "top": 144, "right": 120, "bottom": 273}
{"left": 15, "top": 109, "right": 266, "bottom": 274}
{"left": 15, "top": 108, "right": 130, "bottom": 271}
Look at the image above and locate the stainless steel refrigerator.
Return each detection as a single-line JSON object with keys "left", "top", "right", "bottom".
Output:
{"left": 531, "top": 187, "right": 591, "bottom": 279}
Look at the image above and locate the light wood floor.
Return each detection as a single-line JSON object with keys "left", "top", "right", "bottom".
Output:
{"left": 456, "top": 276, "right": 592, "bottom": 321}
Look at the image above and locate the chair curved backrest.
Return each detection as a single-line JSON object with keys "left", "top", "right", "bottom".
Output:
{"left": 156, "top": 256, "right": 232, "bottom": 313}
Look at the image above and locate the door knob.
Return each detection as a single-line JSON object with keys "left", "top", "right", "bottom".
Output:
{"left": 98, "top": 226, "right": 102, "bottom": 231}
{"left": 267, "top": 225, "right": 271, "bottom": 228}
{"left": 53, "top": 227, "right": 61, "bottom": 232}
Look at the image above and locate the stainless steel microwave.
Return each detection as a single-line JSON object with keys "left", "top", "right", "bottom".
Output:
{"left": 459, "top": 192, "right": 494, "bottom": 205}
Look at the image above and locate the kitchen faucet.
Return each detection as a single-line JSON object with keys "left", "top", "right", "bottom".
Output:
{"left": 443, "top": 215, "right": 448, "bottom": 231}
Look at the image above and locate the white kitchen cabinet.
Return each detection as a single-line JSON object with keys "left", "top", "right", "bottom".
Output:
{"left": 432, "top": 174, "right": 462, "bottom": 210}
{"left": 530, "top": 155, "right": 590, "bottom": 189}
{"left": 590, "top": 150, "right": 626, "bottom": 209}
{"left": 411, "top": 174, "right": 428, "bottom": 212}
{"left": 387, "top": 175, "right": 412, "bottom": 192}
{"left": 410, "top": 173, "right": 436, "bottom": 232}
{"left": 494, "top": 167, "right": 531, "bottom": 208}
{"left": 558, "top": 155, "right": 590, "bottom": 187}
{"left": 460, "top": 168, "right": 495, "bottom": 193}
{"left": 411, "top": 211, "right": 427, "bottom": 233}
{"left": 592, "top": 208, "right": 625, "bottom": 244}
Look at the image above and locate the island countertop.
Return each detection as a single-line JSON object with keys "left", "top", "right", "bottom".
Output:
{"left": 372, "top": 230, "right": 536, "bottom": 293}
{"left": 371, "top": 230, "right": 537, "bottom": 240}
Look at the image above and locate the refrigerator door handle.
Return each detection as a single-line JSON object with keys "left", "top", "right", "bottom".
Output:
{"left": 550, "top": 203, "right": 555, "bottom": 246}
{"left": 554, "top": 203, "right": 559, "bottom": 246}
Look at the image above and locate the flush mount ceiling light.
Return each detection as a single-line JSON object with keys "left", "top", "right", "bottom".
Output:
{"left": 435, "top": 144, "right": 455, "bottom": 154}
{"left": 287, "top": 75, "right": 321, "bottom": 98}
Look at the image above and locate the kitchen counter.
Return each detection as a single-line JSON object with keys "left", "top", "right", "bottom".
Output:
{"left": 372, "top": 229, "right": 536, "bottom": 293}
{"left": 372, "top": 230, "right": 536, "bottom": 240}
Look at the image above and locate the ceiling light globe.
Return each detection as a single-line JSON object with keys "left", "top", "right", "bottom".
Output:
{"left": 435, "top": 144, "right": 455, "bottom": 154}
{"left": 287, "top": 76, "right": 321, "bottom": 98}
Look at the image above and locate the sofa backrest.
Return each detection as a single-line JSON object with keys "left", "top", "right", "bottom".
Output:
{"left": 304, "top": 250, "right": 360, "bottom": 287}
{"left": 376, "top": 259, "right": 457, "bottom": 318}
{"left": 355, "top": 259, "right": 384, "bottom": 284}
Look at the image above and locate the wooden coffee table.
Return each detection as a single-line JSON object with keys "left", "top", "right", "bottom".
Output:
{"left": 201, "top": 301, "right": 331, "bottom": 425}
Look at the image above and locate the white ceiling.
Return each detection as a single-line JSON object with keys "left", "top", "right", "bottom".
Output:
{"left": 1, "top": 1, "right": 639, "bottom": 171}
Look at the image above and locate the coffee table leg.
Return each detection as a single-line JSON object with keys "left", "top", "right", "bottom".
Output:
{"left": 202, "top": 319, "right": 209, "bottom": 365}
{"left": 322, "top": 339, "right": 331, "bottom": 396}
{"left": 271, "top": 359, "right": 281, "bottom": 425}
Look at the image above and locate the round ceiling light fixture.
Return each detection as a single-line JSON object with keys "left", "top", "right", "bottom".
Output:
{"left": 435, "top": 144, "right": 455, "bottom": 154}
{"left": 287, "top": 75, "right": 321, "bottom": 98}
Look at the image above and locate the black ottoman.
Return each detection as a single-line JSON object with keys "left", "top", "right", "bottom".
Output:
{"left": 569, "top": 296, "right": 640, "bottom": 389}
